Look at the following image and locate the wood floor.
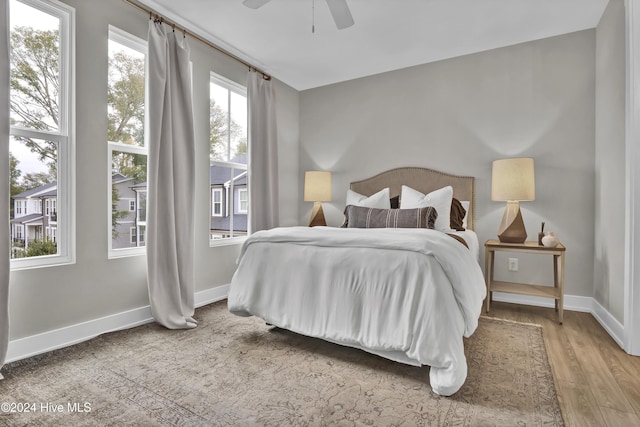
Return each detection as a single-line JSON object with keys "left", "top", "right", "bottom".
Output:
{"left": 484, "top": 302, "right": 640, "bottom": 427}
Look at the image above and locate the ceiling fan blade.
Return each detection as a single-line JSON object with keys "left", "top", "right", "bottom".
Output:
{"left": 243, "top": 0, "right": 272, "bottom": 9}
{"left": 325, "top": 0, "right": 354, "bottom": 29}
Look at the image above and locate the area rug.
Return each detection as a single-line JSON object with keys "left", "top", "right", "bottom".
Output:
{"left": 0, "top": 301, "right": 563, "bottom": 426}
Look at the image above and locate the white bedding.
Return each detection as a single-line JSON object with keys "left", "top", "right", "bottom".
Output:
{"left": 227, "top": 226, "right": 486, "bottom": 395}
{"left": 448, "top": 229, "right": 480, "bottom": 261}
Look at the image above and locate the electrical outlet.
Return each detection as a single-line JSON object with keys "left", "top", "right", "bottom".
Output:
{"left": 508, "top": 258, "right": 518, "bottom": 272}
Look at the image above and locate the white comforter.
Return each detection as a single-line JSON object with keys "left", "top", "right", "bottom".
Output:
{"left": 228, "top": 226, "right": 486, "bottom": 395}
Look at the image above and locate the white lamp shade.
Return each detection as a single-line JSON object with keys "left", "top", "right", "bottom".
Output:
{"left": 491, "top": 158, "right": 535, "bottom": 202}
{"left": 304, "top": 171, "right": 332, "bottom": 202}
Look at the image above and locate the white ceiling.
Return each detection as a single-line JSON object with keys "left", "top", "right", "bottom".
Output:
{"left": 139, "top": 0, "right": 609, "bottom": 91}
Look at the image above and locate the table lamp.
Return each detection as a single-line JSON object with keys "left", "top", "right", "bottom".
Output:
{"left": 304, "top": 171, "right": 332, "bottom": 227}
{"left": 491, "top": 158, "right": 535, "bottom": 243}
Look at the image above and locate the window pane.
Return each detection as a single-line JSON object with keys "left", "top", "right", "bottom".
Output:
{"left": 9, "top": 0, "right": 61, "bottom": 132}
{"left": 210, "top": 82, "right": 247, "bottom": 162}
{"left": 210, "top": 83, "right": 229, "bottom": 161}
{"left": 108, "top": 38, "right": 145, "bottom": 146}
{"left": 210, "top": 163, "right": 248, "bottom": 240}
{"left": 10, "top": 137, "right": 59, "bottom": 259}
{"left": 112, "top": 150, "right": 147, "bottom": 249}
{"left": 229, "top": 91, "right": 247, "bottom": 160}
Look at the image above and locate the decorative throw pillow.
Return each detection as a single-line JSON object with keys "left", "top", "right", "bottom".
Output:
{"left": 450, "top": 198, "right": 468, "bottom": 230}
{"left": 346, "top": 188, "right": 391, "bottom": 209}
{"left": 400, "top": 185, "right": 453, "bottom": 232}
{"left": 460, "top": 200, "right": 470, "bottom": 228}
{"left": 342, "top": 205, "right": 437, "bottom": 229}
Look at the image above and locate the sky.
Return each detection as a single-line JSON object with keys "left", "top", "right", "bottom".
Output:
{"left": 9, "top": 0, "right": 60, "bottom": 177}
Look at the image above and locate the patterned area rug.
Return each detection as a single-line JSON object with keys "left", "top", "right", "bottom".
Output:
{"left": 0, "top": 301, "right": 563, "bottom": 426}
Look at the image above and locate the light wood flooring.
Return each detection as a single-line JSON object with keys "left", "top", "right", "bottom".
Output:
{"left": 484, "top": 302, "right": 640, "bottom": 427}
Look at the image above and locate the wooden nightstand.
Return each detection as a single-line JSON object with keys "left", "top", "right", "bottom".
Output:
{"left": 484, "top": 239, "right": 566, "bottom": 324}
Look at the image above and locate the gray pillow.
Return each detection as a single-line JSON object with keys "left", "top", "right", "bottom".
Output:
{"left": 342, "top": 205, "right": 437, "bottom": 229}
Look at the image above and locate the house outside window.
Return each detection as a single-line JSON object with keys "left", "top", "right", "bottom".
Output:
{"left": 9, "top": 0, "right": 74, "bottom": 267}
{"left": 107, "top": 26, "right": 148, "bottom": 257}
{"left": 209, "top": 73, "right": 249, "bottom": 243}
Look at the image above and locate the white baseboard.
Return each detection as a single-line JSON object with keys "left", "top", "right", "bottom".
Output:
{"left": 493, "top": 292, "right": 625, "bottom": 348}
{"left": 5, "top": 284, "right": 230, "bottom": 364}
{"left": 591, "top": 298, "right": 625, "bottom": 348}
{"left": 5, "top": 286, "right": 626, "bottom": 363}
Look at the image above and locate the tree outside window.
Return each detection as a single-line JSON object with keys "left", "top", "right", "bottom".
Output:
{"left": 9, "top": 0, "right": 73, "bottom": 265}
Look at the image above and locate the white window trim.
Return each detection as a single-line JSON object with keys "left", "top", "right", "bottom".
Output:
{"left": 129, "top": 227, "right": 136, "bottom": 244}
{"left": 107, "top": 26, "right": 147, "bottom": 259}
{"left": 10, "top": 0, "right": 76, "bottom": 271}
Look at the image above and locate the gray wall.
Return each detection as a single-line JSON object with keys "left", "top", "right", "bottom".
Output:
{"left": 300, "top": 30, "right": 596, "bottom": 298}
{"left": 8, "top": 0, "right": 299, "bottom": 340}
{"left": 594, "top": 0, "right": 626, "bottom": 323}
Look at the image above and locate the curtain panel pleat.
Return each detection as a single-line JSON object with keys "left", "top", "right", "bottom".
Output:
{"left": 146, "top": 21, "right": 197, "bottom": 330}
{"left": 0, "top": 0, "right": 10, "bottom": 374}
{"left": 248, "top": 71, "right": 279, "bottom": 233}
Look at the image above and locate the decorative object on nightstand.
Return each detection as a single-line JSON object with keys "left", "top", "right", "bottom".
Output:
{"left": 541, "top": 232, "right": 559, "bottom": 247}
{"left": 538, "top": 222, "right": 545, "bottom": 245}
{"left": 491, "top": 157, "right": 535, "bottom": 243}
{"left": 304, "top": 171, "right": 332, "bottom": 227}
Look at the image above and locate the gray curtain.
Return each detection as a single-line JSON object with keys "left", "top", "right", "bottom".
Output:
{"left": 146, "top": 20, "right": 196, "bottom": 329}
{"left": 0, "top": 0, "right": 10, "bottom": 374}
{"left": 248, "top": 71, "right": 279, "bottom": 232}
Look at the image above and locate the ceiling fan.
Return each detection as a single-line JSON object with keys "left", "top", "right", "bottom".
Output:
{"left": 242, "top": 0, "right": 355, "bottom": 30}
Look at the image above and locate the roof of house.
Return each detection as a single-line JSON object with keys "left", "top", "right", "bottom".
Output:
{"left": 210, "top": 154, "right": 247, "bottom": 185}
{"left": 131, "top": 182, "right": 147, "bottom": 190}
{"left": 10, "top": 213, "right": 44, "bottom": 224}
{"left": 113, "top": 173, "right": 134, "bottom": 184}
{"left": 12, "top": 181, "right": 57, "bottom": 199}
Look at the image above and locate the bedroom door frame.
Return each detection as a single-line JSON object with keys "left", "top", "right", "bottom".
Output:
{"left": 625, "top": 0, "right": 640, "bottom": 357}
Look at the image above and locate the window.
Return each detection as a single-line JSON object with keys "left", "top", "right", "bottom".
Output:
{"left": 107, "top": 26, "right": 147, "bottom": 257}
{"left": 212, "top": 188, "right": 223, "bottom": 217}
{"left": 9, "top": 0, "right": 74, "bottom": 268}
{"left": 238, "top": 188, "right": 248, "bottom": 214}
{"left": 209, "top": 73, "right": 248, "bottom": 243}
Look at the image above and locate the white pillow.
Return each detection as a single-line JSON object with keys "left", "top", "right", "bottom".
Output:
{"left": 400, "top": 185, "right": 453, "bottom": 232}
{"left": 346, "top": 188, "right": 391, "bottom": 209}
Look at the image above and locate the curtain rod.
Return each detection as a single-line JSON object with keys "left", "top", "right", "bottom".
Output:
{"left": 122, "top": 0, "right": 271, "bottom": 81}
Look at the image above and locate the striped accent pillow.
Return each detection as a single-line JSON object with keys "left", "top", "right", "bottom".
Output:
{"left": 342, "top": 205, "right": 437, "bottom": 229}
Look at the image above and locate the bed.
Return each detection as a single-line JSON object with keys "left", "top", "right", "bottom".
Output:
{"left": 228, "top": 167, "right": 487, "bottom": 396}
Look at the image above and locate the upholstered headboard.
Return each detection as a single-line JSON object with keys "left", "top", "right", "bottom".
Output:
{"left": 349, "top": 167, "right": 476, "bottom": 230}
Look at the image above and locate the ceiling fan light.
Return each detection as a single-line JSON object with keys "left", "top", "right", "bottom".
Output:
{"left": 242, "top": 0, "right": 271, "bottom": 10}
{"left": 325, "top": 0, "right": 354, "bottom": 29}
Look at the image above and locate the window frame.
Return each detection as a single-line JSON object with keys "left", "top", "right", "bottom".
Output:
{"left": 107, "top": 26, "right": 148, "bottom": 259}
{"left": 238, "top": 188, "right": 248, "bottom": 214}
{"left": 9, "top": 0, "right": 75, "bottom": 270}
{"left": 211, "top": 187, "right": 223, "bottom": 217}
{"left": 209, "top": 73, "right": 249, "bottom": 247}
